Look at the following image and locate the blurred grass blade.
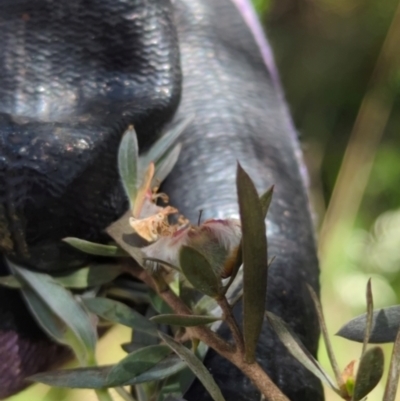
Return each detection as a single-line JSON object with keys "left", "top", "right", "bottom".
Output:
{"left": 159, "top": 332, "right": 226, "bottom": 401}
{"left": 266, "top": 312, "right": 340, "bottom": 393}
{"left": 179, "top": 246, "right": 221, "bottom": 297}
{"left": 118, "top": 126, "right": 139, "bottom": 208}
{"left": 107, "top": 345, "right": 171, "bottom": 386}
{"left": 352, "top": 346, "right": 384, "bottom": 401}
{"left": 150, "top": 314, "right": 221, "bottom": 327}
{"left": 307, "top": 284, "right": 344, "bottom": 389}
{"left": 153, "top": 143, "right": 182, "bottom": 185}
{"left": 337, "top": 306, "right": 400, "bottom": 343}
{"left": 260, "top": 186, "right": 274, "bottom": 218}
{"left": 0, "top": 275, "right": 20, "bottom": 288}
{"left": 236, "top": 163, "right": 268, "bottom": 363}
{"left": 362, "top": 279, "right": 374, "bottom": 356}
{"left": 64, "top": 237, "right": 128, "bottom": 257}
{"left": 10, "top": 261, "right": 97, "bottom": 365}
{"left": 139, "top": 117, "right": 191, "bottom": 169}
{"left": 30, "top": 366, "right": 113, "bottom": 388}
{"left": 383, "top": 327, "right": 400, "bottom": 401}
{"left": 83, "top": 297, "right": 157, "bottom": 336}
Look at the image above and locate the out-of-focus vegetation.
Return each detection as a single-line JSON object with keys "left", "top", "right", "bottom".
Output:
{"left": 260, "top": 0, "right": 400, "bottom": 399}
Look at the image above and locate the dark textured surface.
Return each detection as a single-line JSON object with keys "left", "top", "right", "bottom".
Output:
{"left": 0, "top": 0, "right": 323, "bottom": 400}
{"left": 164, "top": 1, "right": 323, "bottom": 400}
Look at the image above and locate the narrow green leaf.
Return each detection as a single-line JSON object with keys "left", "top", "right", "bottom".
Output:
{"left": 150, "top": 314, "right": 221, "bottom": 327}
{"left": 21, "top": 285, "right": 89, "bottom": 364}
{"left": 139, "top": 117, "right": 191, "bottom": 170}
{"left": 153, "top": 143, "right": 182, "bottom": 185}
{"left": 95, "top": 388, "right": 114, "bottom": 401}
{"left": 30, "top": 366, "right": 113, "bottom": 389}
{"left": 148, "top": 290, "right": 173, "bottom": 315}
{"left": 83, "top": 297, "right": 157, "bottom": 336}
{"left": 118, "top": 126, "right": 139, "bottom": 207}
{"left": 383, "top": 327, "right": 400, "bottom": 401}
{"left": 307, "top": 284, "right": 344, "bottom": 389}
{"left": 352, "top": 347, "right": 384, "bottom": 400}
{"left": 64, "top": 237, "right": 128, "bottom": 257}
{"left": 10, "top": 262, "right": 97, "bottom": 365}
{"left": 159, "top": 332, "right": 226, "bottom": 401}
{"left": 179, "top": 246, "right": 221, "bottom": 297}
{"left": 337, "top": 305, "right": 400, "bottom": 343}
{"left": 260, "top": 185, "right": 274, "bottom": 218}
{"left": 236, "top": 163, "right": 268, "bottom": 363}
{"left": 362, "top": 279, "right": 374, "bottom": 356}
{"left": 124, "top": 355, "right": 186, "bottom": 385}
{"left": 30, "top": 355, "right": 185, "bottom": 389}
{"left": 107, "top": 345, "right": 171, "bottom": 386}
{"left": 266, "top": 312, "right": 340, "bottom": 394}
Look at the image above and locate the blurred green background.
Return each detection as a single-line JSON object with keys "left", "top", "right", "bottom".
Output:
{"left": 7, "top": 0, "right": 400, "bottom": 400}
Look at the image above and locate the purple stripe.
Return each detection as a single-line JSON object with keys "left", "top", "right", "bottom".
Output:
{"left": 230, "top": 0, "right": 280, "bottom": 86}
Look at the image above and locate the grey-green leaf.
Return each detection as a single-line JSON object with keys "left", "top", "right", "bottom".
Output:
{"left": 266, "top": 312, "right": 339, "bottom": 393}
{"left": 30, "top": 355, "right": 185, "bottom": 389}
{"left": 64, "top": 237, "right": 128, "bottom": 257}
{"left": 107, "top": 345, "right": 171, "bottom": 386}
{"left": 30, "top": 366, "right": 113, "bottom": 389}
{"left": 153, "top": 143, "right": 182, "bottom": 185}
{"left": 352, "top": 346, "right": 384, "bottom": 400}
{"left": 337, "top": 305, "right": 400, "bottom": 343}
{"left": 150, "top": 314, "right": 221, "bottom": 327}
{"left": 237, "top": 163, "right": 268, "bottom": 363}
{"left": 159, "top": 332, "right": 226, "bottom": 401}
{"left": 118, "top": 126, "right": 139, "bottom": 207}
{"left": 83, "top": 297, "right": 157, "bottom": 336}
{"left": 10, "top": 262, "right": 97, "bottom": 364}
{"left": 139, "top": 117, "right": 191, "bottom": 170}
{"left": 383, "top": 327, "right": 400, "bottom": 401}
{"left": 179, "top": 246, "right": 221, "bottom": 297}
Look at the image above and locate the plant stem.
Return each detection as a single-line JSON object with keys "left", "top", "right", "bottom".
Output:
{"left": 126, "top": 263, "right": 290, "bottom": 401}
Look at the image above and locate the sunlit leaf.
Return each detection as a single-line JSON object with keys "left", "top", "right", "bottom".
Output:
{"left": 179, "top": 246, "right": 221, "bottom": 297}
{"left": 383, "top": 327, "right": 400, "bottom": 401}
{"left": 64, "top": 237, "right": 128, "bottom": 257}
{"left": 159, "top": 332, "right": 226, "bottom": 401}
{"left": 352, "top": 347, "right": 384, "bottom": 401}
{"left": 83, "top": 297, "right": 157, "bottom": 336}
{"left": 118, "top": 126, "right": 139, "bottom": 207}
{"left": 107, "top": 345, "right": 171, "bottom": 386}
{"left": 10, "top": 261, "right": 97, "bottom": 365}
{"left": 150, "top": 314, "right": 221, "bottom": 327}
{"left": 266, "top": 312, "right": 339, "bottom": 394}
{"left": 237, "top": 163, "right": 268, "bottom": 363}
{"left": 337, "top": 305, "right": 400, "bottom": 343}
